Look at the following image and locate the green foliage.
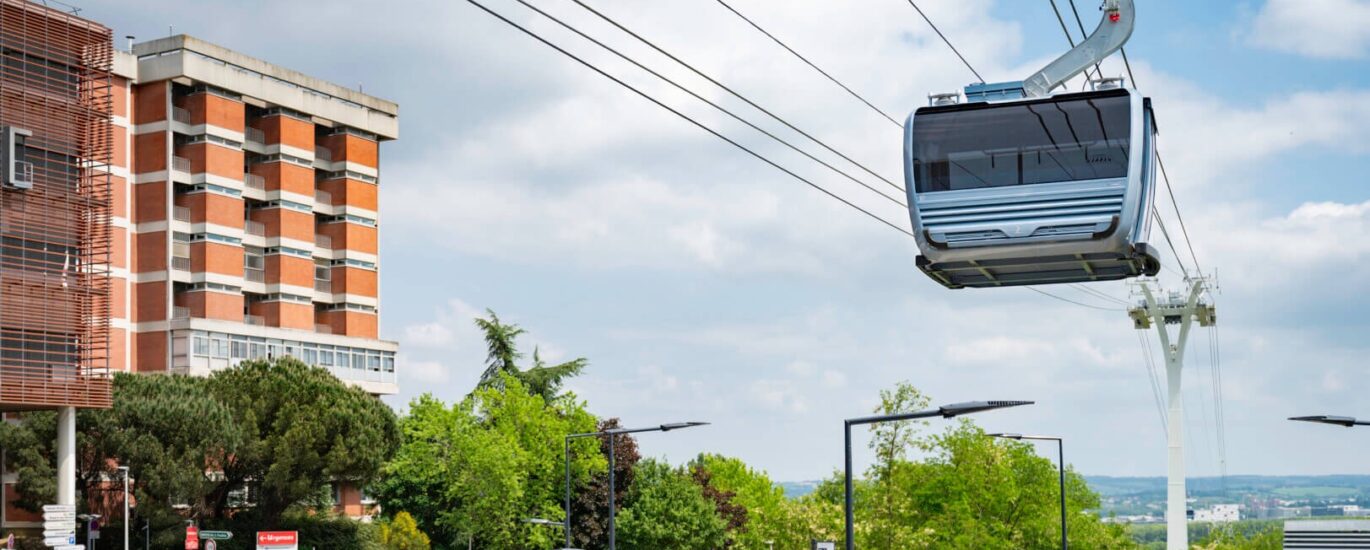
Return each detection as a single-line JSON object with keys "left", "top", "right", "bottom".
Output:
{"left": 616, "top": 459, "right": 727, "bottom": 549}
{"left": 211, "top": 357, "right": 400, "bottom": 523}
{"left": 380, "top": 511, "right": 432, "bottom": 550}
{"left": 374, "top": 376, "right": 601, "bottom": 549}
{"left": 473, "top": 309, "right": 587, "bottom": 401}
{"left": 695, "top": 454, "right": 834, "bottom": 548}
{"left": 1192, "top": 522, "right": 1283, "bottom": 550}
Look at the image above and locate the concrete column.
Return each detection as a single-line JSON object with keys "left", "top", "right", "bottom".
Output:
{"left": 57, "top": 406, "right": 76, "bottom": 506}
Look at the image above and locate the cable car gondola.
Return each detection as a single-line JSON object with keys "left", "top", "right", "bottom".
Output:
{"left": 903, "top": 0, "right": 1159, "bottom": 289}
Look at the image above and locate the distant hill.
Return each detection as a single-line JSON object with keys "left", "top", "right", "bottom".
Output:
{"left": 776, "top": 475, "right": 1370, "bottom": 501}
{"left": 1086, "top": 475, "right": 1370, "bottom": 498}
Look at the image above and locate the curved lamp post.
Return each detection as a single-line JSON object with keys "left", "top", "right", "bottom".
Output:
{"left": 989, "top": 433, "right": 1067, "bottom": 549}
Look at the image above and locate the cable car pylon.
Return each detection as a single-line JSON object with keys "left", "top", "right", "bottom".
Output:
{"left": 1128, "top": 276, "right": 1216, "bottom": 549}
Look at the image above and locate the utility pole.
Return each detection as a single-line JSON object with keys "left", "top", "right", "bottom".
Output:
{"left": 1129, "top": 277, "right": 1215, "bottom": 550}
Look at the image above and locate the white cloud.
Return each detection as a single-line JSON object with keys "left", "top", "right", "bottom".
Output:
{"left": 1248, "top": 0, "right": 1370, "bottom": 59}
{"left": 402, "top": 359, "right": 451, "bottom": 384}
{"left": 402, "top": 322, "right": 454, "bottom": 348}
{"left": 751, "top": 379, "right": 808, "bottom": 413}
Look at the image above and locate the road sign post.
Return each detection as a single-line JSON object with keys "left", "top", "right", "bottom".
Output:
{"left": 184, "top": 525, "right": 199, "bottom": 550}
{"left": 200, "top": 531, "right": 233, "bottom": 541}
{"left": 42, "top": 504, "right": 77, "bottom": 549}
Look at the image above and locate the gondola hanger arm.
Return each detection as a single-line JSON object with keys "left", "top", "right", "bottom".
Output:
{"left": 1021, "top": 0, "right": 1134, "bottom": 98}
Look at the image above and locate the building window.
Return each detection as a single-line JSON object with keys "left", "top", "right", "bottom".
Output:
{"left": 250, "top": 342, "right": 265, "bottom": 360}
{"left": 212, "top": 338, "right": 229, "bottom": 359}
{"left": 192, "top": 336, "right": 209, "bottom": 357}
{"left": 230, "top": 341, "right": 248, "bottom": 360}
{"left": 352, "top": 352, "right": 364, "bottom": 371}
{"left": 303, "top": 347, "right": 318, "bottom": 365}
{"left": 320, "top": 350, "right": 334, "bottom": 367}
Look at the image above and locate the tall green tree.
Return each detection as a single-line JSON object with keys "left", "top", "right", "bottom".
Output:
{"left": 374, "top": 376, "right": 602, "bottom": 550}
{"left": 209, "top": 357, "right": 399, "bottom": 523}
{"left": 473, "top": 309, "right": 587, "bottom": 401}
{"left": 0, "top": 372, "right": 242, "bottom": 525}
{"left": 616, "top": 459, "right": 726, "bottom": 550}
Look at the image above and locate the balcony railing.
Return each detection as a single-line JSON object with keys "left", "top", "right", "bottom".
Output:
{"left": 172, "top": 106, "right": 191, "bottom": 124}
{"left": 0, "top": 365, "right": 112, "bottom": 409}
{"left": 314, "top": 279, "right": 331, "bottom": 293}
{"left": 315, "top": 324, "right": 333, "bottom": 335}
{"left": 172, "top": 241, "right": 190, "bottom": 257}
{"left": 244, "top": 314, "right": 265, "bottom": 326}
{"left": 314, "top": 190, "right": 332, "bottom": 206}
{"left": 173, "top": 205, "right": 191, "bottom": 222}
{"left": 245, "top": 267, "right": 264, "bottom": 283}
{"left": 315, "top": 234, "right": 332, "bottom": 249}
{"left": 315, "top": 146, "right": 333, "bottom": 162}
{"left": 244, "top": 220, "right": 265, "bottom": 237}
{"left": 172, "top": 306, "right": 191, "bottom": 320}
{"left": 245, "top": 127, "right": 265, "bottom": 145}
{"left": 172, "top": 256, "right": 191, "bottom": 271}
{"left": 172, "top": 156, "right": 191, "bottom": 172}
{"left": 244, "top": 173, "right": 265, "bottom": 191}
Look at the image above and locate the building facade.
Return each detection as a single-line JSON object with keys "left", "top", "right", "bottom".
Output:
{"left": 118, "top": 35, "right": 399, "bottom": 396}
{"left": 3, "top": 0, "right": 399, "bottom": 529}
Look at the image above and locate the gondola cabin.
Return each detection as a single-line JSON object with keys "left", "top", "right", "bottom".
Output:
{"left": 904, "top": 81, "right": 1160, "bottom": 288}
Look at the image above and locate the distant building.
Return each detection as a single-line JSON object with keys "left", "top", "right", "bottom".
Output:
{"left": 1191, "top": 504, "right": 1240, "bottom": 523}
{"left": 1284, "top": 520, "right": 1370, "bottom": 548}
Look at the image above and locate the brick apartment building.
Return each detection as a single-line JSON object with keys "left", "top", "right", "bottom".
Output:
{"left": 1, "top": 0, "right": 399, "bottom": 529}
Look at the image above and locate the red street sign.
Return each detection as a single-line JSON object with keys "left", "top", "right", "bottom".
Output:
{"left": 185, "top": 525, "right": 199, "bottom": 550}
{"left": 256, "top": 531, "right": 298, "bottom": 549}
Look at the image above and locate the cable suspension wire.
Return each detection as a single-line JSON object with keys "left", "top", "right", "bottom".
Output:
{"left": 1049, "top": 0, "right": 1102, "bottom": 84}
{"left": 1152, "top": 208, "right": 1191, "bottom": 279}
{"left": 568, "top": 0, "right": 907, "bottom": 194}
{"left": 902, "top": 0, "right": 985, "bottom": 84}
{"left": 463, "top": 0, "right": 916, "bottom": 238}
{"left": 1025, "top": 287, "right": 1124, "bottom": 311}
{"left": 1063, "top": 0, "right": 1105, "bottom": 82}
{"left": 1136, "top": 330, "right": 1168, "bottom": 434}
{"left": 1066, "top": 0, "right": 1206, "bottom": 276}
{"left": 1069, "top": 283, "right": 1130, "bottom": 306}
{"left": 713, "top": 0, "right": 904, "bottom": 127}
{"left": 514, "top": 0, "right": 907, "bottom": 207}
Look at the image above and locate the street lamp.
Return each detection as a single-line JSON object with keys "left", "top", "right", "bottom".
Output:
{"left": 1289, "top": 415, "right": 1370, "bottom": 427}
{"left": 989, "top": 433, "right": 1067, "bottom": 550}
{"left": 843, "top": 400, "right": 1033, "bottom": 550}
{"left": 115, "top": 466, "right": 129, "bottom": 550}
{"left": 564, "top": 421, "right": 709, "bottom": 550}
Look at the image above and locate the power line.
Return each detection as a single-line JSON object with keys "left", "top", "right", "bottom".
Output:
{"left": 513, "top": 0, "right": 907, "bottom": 207}
{"left": 1070, "top": 283, "right": 1130, "bottom": 306}
{"left": 1136, "top": 330, "right": 1168, "bottom": 434}
{"left": 464, "top": 0, "right": 916, "bottom": 239}
{"left": 713, "top": 0, "right": 904, "bottom": 127}
{"left": 902, "top": 0, "right": 985, "bottom": 84}
{"left": 567, "top": 0, "right": 907, "bottom": 194}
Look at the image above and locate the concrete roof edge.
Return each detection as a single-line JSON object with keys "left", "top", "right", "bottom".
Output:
{"left": 131, "top": 35, "right": 398, "bottom": 116}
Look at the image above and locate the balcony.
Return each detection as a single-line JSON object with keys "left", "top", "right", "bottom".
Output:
{"left": 315, "top": 324, "right": 333, "bottom": 335}
{"left": 244, "top": 314, "right": 265, "bottom": 326}
{"left": 314, "top": 279, "right": 331, "bottom": 293}
{"left": 173, "top": 205, "right": 191, "bottom": 222}
{"left": 244, "top": 173, "right": 265, "bottom": 191}
{"left": 172, "top": 256, "right": 191, "bottom": 271}
{"left": 315, "top": 146, "right": 332, "bottom": 162}
{"left": 245, "top": 127, "right": 265, "bottom": 145}
{"left": 314, "top": 189, "right": 332, "bottom": 206}
{"left": 244, "top": 220, "right": 265, "bottom": 237}
{"left": 315, "top": 234, "right": 332, "bottom": 249}
{"left": 172, "top": 106, "right": 191, "bottom": 124}
{"left": 172, "top": 156, "right": 191, "bottom": 173}
{"left": 245, "top": 267, "right": 264, "bottom": 283}
{"left": 172, "top": 306, "right": 191, "bottom": 320}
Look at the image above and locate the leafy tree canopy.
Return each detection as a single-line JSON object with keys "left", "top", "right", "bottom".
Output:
{"left": 473, "top": 309, "right": 586, "bottom": 401}
{"left": 616, "top": 459, "right": 727, "bottom": 550}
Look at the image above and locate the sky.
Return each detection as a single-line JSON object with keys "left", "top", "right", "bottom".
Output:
{"left": 87, "top": 0, "right": 1370, "bottom": 482}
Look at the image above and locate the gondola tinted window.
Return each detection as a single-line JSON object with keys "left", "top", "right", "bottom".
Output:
{"left": 912, "top": 92, "right": 1131, "bottom": 192}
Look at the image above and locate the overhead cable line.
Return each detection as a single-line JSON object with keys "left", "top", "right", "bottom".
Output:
{"left": 1025, "top": 287, "right": 1124, "bottom": 311}
{"left": 513, "top": 0, "right": 907, "bottom": 207}
{"left": 568, "top": 0, "right": 907, "bottom": 194}
{"left": 1062, "top": 0, "right": 1104, "bottom": 82}
{"left": 1065, "top": 0, "right": 1205, "bottom": 275}
{"left": 1152, "top": 208, "right": 1191, "bottom": 279}
{"left": 713, "top": 0, "right": 904, "bottom": 127}
{"left": 1136, "top": 331, "right": 1168, "bottom": 433}
{"left": 902, "top": 0, "right": 985, "bottom": 84}
{"left": 464, "top": 0, "right": 916, "bottom": 238}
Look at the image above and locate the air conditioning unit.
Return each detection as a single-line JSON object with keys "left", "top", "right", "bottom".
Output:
{"left": 2, "top": 126, "right": 34, "bottom": 189}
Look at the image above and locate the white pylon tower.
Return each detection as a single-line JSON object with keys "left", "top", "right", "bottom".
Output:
{"left": 1128, "top": 276, "right": 1216, "bottom": 550}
